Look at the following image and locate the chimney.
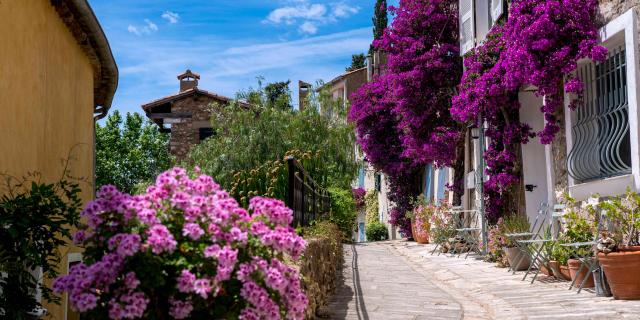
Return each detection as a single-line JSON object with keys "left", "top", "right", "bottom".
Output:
{"left": 298, "top": 80, "right": 312, "bottom": 111}
{"left": 177, "top": 69, "right": 200, "bottom": 92}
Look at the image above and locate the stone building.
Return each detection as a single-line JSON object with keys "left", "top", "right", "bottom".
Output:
{"left": 142, "top": 70, "right": 240, "bottom": 159}
{"left": 0, "top": 0, "right": 118, "bottom": 318}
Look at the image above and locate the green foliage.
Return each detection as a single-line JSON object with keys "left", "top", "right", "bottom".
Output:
{"left": 370, "top": 0, "right": 388, "bottom": 53}
{"left": 346, "top": 53, "right": 366, "bottom": 72}
{"left": 599, "top": 188, "right": 640, "bottom": 246}
{"left": 327, "top": 188, "right": 357, "bottom": 242}
{"left": 501, "top": 214, "right": 530, "bottom": 247}
{"left": 96, "top": 110, "right": 172, "bottom": 194}
{"left": 187, "top": 79, "right": 357, "bottom": 205}
{"left": 304, "top": 221, "right": 343, "bottom": 248}
{"left": 0, "top": 172, "right": 82, "bottom": 319}
{"left": 366, "top": 221, "right": 389, "bottom": 242}
{"left": 364, "top": 190, "right": 379, "bottom": 226}
{"left": 264, "top": 80, "right": 293, "bottom": 110}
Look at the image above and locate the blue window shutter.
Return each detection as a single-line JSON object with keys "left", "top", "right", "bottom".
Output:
{"left": 424, "top": 164, "right": 433, "bottom": 201}
{"left": 437, "top": 168, "right": 447, "bottom": 202}
{"left": 358, "top": 167, "right": 365, "bottom": 188}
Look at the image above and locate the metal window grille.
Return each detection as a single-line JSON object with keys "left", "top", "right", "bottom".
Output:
{"left": 568, "top": 45, "right": 632, "bottom": 183}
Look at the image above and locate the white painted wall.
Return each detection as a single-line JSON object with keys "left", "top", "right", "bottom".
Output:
{"left": 519, "top": 91, "right": 550, "bottom": 219}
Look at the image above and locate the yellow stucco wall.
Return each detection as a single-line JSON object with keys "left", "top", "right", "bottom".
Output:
{"left": 0, "top": 1, "right": 96, "bottom": 319}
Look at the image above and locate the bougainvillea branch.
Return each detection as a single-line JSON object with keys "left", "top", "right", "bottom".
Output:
{"left": 349, "top": 0, "right": 463, "bottom": 236}
{"left": 452, "top": 0, "right": 606, "bottom": 220}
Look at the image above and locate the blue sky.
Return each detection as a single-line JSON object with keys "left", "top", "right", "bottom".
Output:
{"left": 88, "top": 0, "right": 395, "bottom": 116}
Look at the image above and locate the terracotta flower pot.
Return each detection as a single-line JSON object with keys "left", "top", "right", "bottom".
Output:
{"left": 548, "top": 261, "right": 564, "bottom": 279}
{"left": 411, "top": 219, "right": 430, "bottom": 244}
{"left": 559, "top": 265, "right": 572, "bottom": 281}
{"left": 540, "top": 263, "right": 551, "bottom": 276}
{"left": 503, "top": 246, "right": 531, "bottom": 271}
{"left": 598, "top": 246, "right": 640, "bottom": 300}
{"left": 568, "top": 259, "right": 594, "bottom": 288}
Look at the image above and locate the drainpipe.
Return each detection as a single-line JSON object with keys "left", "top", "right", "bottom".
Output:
{"left": 93, "top": 106, "right": 108, "bottom": 198}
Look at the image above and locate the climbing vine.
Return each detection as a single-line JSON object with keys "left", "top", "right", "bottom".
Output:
{"left": 451, "top": 0, "right": 606, "bottom": 221}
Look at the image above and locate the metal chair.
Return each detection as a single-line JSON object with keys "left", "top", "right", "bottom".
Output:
{"left": 451, "top": 209, "right": 482, "bottom": 259}
{"left": 430, "top": 206, "right": 464, "bottom": 255}
{"left": 560, "top": 207, "right": 610, "bottom": 293}
{"left": 517, "top": 204, "right": 566, "bottom": 284}
{"left": 505, "top": 202, "right": 549, "bottom": 273}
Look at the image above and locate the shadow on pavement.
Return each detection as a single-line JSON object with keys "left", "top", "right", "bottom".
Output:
{"left": 328, "top": 243, "right": 369, "bottom": 320}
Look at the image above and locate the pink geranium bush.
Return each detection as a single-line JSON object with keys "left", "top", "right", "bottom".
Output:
{"left": 53, "top": 167, "right": 308, "bottom": 319}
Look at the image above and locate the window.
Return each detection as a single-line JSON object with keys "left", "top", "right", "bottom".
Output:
{"left": 375, "top": 173, "right": 382, "bottom": 192}
{"left": 424, "top": 164, "right": 434, "bottom": 201}
{"left": 568, "top": 45, "right": 632, "bottom": 183}
{"left": 198, "top": 127, "right": 214, "bottom": 142}
{"left": 358, "top": 166, "right": 365, "bottom": 188}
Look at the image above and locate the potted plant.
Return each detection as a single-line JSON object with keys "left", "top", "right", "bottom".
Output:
{"left": 429, "top": 203, "right": 454, "bottom": 252}
{"left": 484, "top": 219, "right": 509, "bottom": 267}
{"left": 597, "top": 189, "right": 640, "bottom": 300}
{"left": 561, "top": 198, "right": 597, "bottom": 287}
{"left": 501, "top": 215, "right": 532, "bottom": 271}
{"left": 409, "top": 196, "right": 434, "bottom": 244}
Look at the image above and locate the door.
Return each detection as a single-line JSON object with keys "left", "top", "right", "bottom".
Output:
{"left": 519, "top": 91, "right": 551, "bottom": 221}
{"left": 359, "top": 222, "right": 365, "bottom": 242}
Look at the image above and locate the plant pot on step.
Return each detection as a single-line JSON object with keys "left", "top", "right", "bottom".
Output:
{"left": 540, "top": 263, "right": 551, "bottom": 276}
{"left": 568, "top": 259, "right": 595, "bottom": 288}
{"left": 548, "top": 260, "right": 563, "bottom": 279}
{"left": 559, "top": 265, "right": 572, "bottom": 281}
{"left": 411, "top": 219, "right": 430, "bottom": 244}
{"left": 598, "top": 246, "right": 640, "bottom": 300}
{"left": 503, "top": 246, "right": 531, "bottom": 271}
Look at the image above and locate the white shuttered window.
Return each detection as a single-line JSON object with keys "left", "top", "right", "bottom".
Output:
{"left": 459, "top": 0, "right": 475, "bottom": 55}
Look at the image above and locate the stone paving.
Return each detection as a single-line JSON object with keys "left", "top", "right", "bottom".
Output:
{"left": 328, "top": 240, "right": 640, "bottom": 320}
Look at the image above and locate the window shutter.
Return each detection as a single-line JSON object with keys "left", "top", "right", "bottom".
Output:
{"left": 459, "top": 0, "right": 475, "bottom": 55}
{"left": 474, "top": 0, "right": 490, "bottom": 44}
{"left": 491, "top": 0, "right": 503, "bottom": 22}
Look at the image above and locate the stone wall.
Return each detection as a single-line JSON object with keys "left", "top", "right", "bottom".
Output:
{"left": 169, "top": 95, "right": 226, "bottom": 159}
{"left": 598, "top": 1, "right": 640, "bottom": 24}
{"left": 297, "top": 235, "right": 343, "bottom": 319}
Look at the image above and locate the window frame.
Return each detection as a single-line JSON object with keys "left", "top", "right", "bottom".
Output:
{"left": 564, "top": 8, "right": 640, "bottom": 200}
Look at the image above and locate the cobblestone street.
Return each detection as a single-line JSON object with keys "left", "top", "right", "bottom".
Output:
{"left": 328, "top": 241, "right": 640, "bottom": 320}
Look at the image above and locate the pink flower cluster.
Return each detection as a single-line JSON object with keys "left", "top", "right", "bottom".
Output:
{"left": 54, "top": 167, "right": 308, "bottom": 319}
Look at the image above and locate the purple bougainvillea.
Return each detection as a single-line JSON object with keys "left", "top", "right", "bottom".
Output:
{"left": 452, "top": 0, "right": 606, "bottom": 220}
{"left": 349, "top": 0, "right": 462, "bottom": 235}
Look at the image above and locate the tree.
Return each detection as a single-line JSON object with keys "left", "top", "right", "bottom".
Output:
{"left": 95, "top": 111, "right": 172, "bottom": 194}
{"left": 187, "top": 80, "right": 357, "bottom": 207}
{"left": 346, "top": 53, "right": 366, "bottom": 72}
{"left": 370, "top": 0, "right": 388, "bottom": 54}
{"left": 264, "top": 80, "right": 292, "bottom": 110}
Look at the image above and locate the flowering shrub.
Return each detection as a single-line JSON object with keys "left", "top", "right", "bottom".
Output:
{"left": 349, "top": 0, "right": 462, "bottom": 234}
{"left": 411, "top": 202, "right": 436, "bottom": 240}
{"left": 429, "top": 203, "right": 455, "bottom": 246}
{"left": 53, "top": 167, "right": 308, "bottom": 319}
{"left": 352, "top": 187, "right": 366, "bottom": 209}
{"left": 483, "top": 218, "right": 508, "bottom": 264}
{"left": 452, "top": 0, "right": 606, "bottom": 220}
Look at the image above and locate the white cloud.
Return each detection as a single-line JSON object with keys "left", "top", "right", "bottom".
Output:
{"left": 145, "top": 19, "right": 158, "bottom": 31}
{"left": 299, "top": 21, "right": 318, "bottom": 34}
{"left": 128, "top": 19, "right": 159, "bottom": 35}
{"left": 162, "top": 11, "right": 180, "bottom": 24}
{"left": 332, "top": 3, "right": 359, "bottom": 18}
{"left": 108, "top": 28, "right": 372, "bottom": 115}
{"left": 265, "top": 1, "right": 359, "bottom": 35}
{"left": 266, "top": 4, "right": 327, "bottom": 24}
{"left": 127, "top": 25, "right": 141, "bottom": 35}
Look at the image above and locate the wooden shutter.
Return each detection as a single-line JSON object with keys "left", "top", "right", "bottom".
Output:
{"left": 491, "top": 0, "right": 503, "bottom": 22}
{"left": 460, "top": 0, "right": 475, "bottom": 55}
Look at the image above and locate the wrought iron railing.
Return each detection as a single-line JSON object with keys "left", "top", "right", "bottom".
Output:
{"left": 286, "top": 156, "right": 330, "bottom": 227}
{"left": 568, "top": 45, "right": 632, "bottom": 183}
